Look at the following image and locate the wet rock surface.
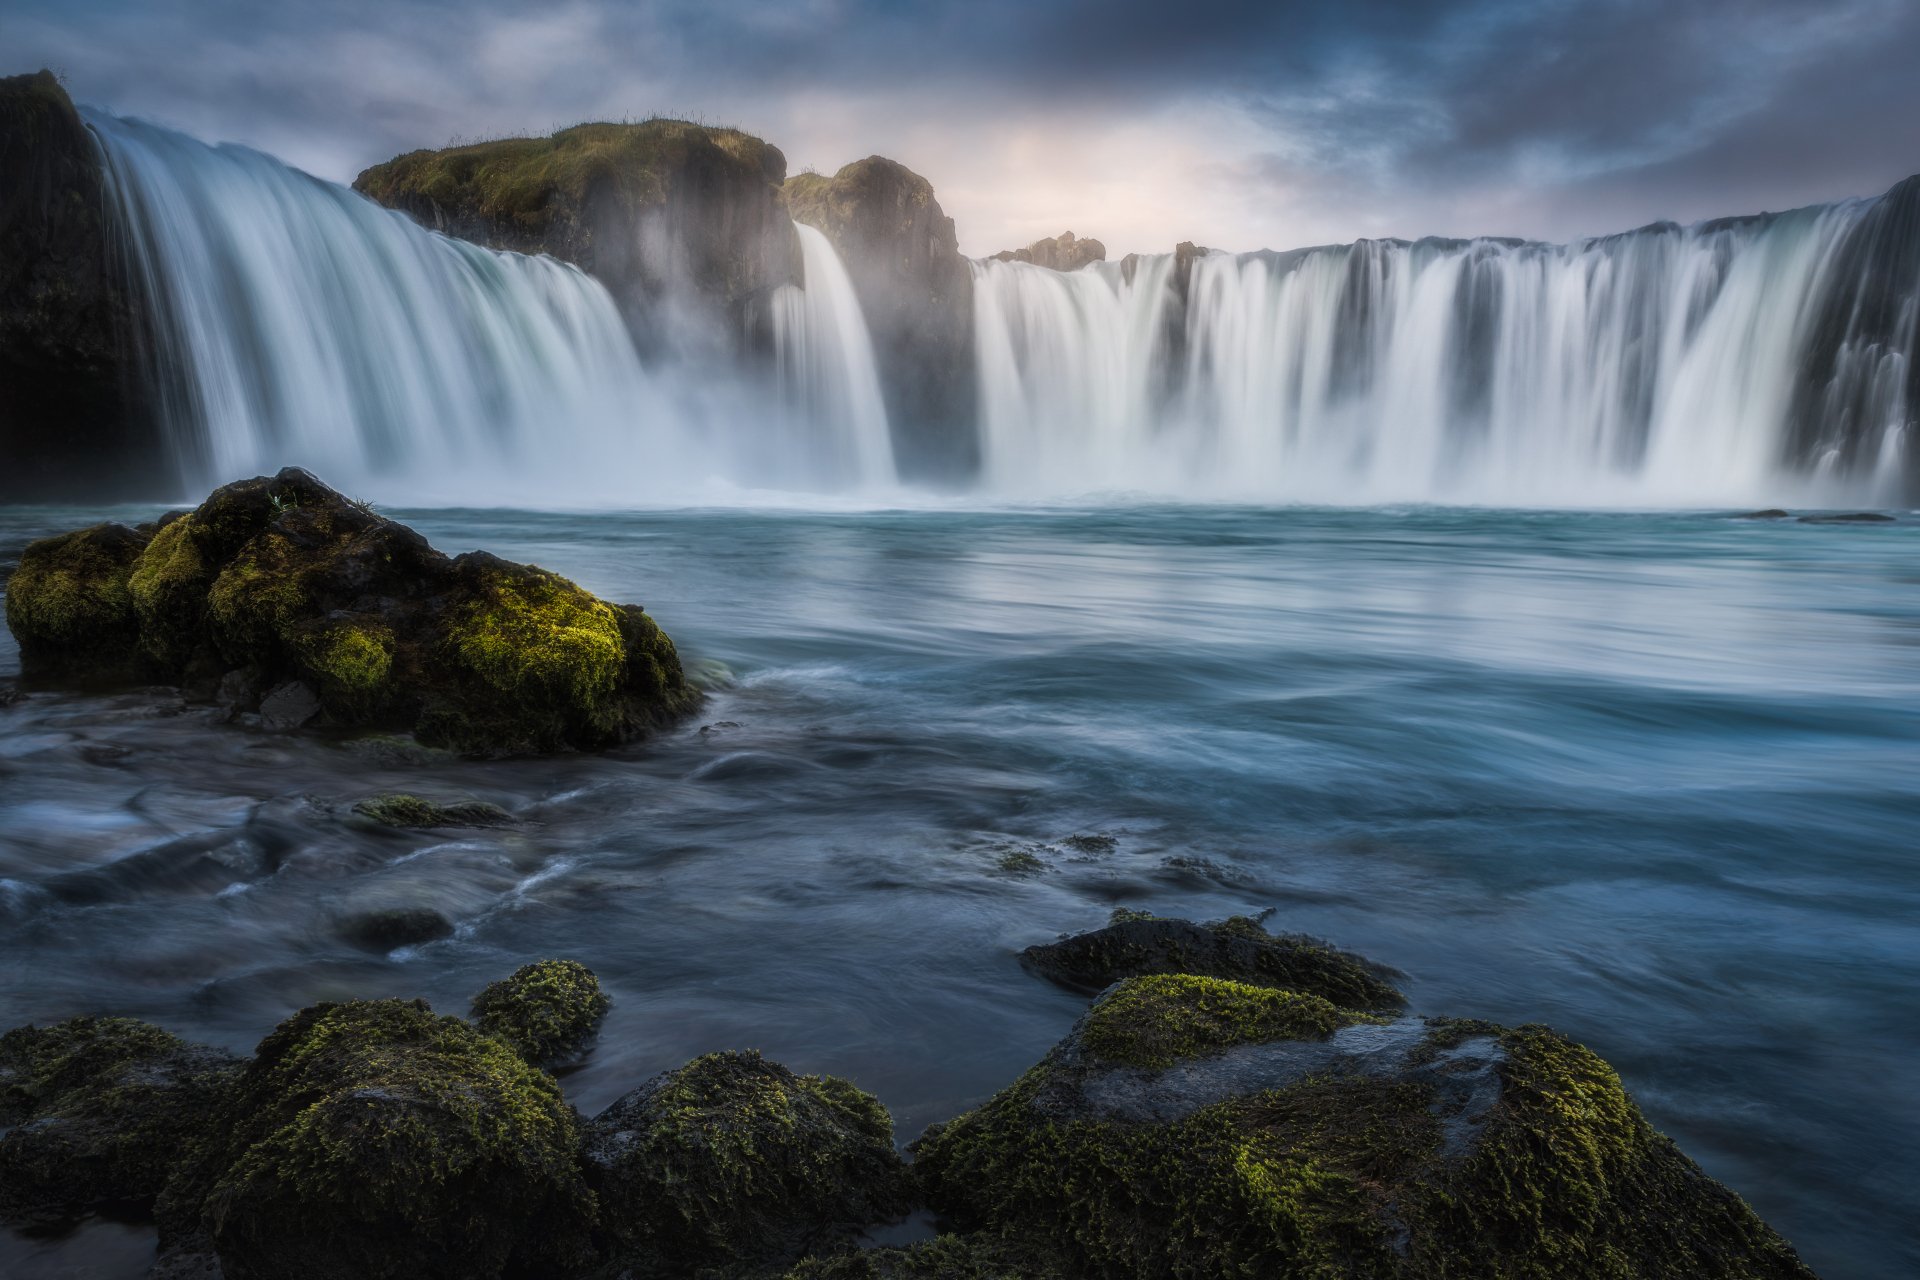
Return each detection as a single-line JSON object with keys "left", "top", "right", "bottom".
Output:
{"left": 1022, "top": 913, "right": 1404, "bottom": 1010}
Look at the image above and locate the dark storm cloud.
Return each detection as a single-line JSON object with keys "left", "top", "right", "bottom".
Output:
{"left": 7, "top": 0, "right": 1918, "bottom": 251}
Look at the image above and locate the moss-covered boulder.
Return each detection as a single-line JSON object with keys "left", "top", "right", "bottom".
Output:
{"left": 0, "top": 1016, "right": 240, "bottom": 1225}
{"left": 4, "top": 467, "right": 699, "bottom": 754}
{"left": 783, "top": 158, "right": 976, "bottom": 482}
{"left": 913, "top": 975, "right": 1814, "bottom": 1279}
{"left": 582, "top": 1048, "right": 912, "bottom": 1274}
{"left": 354, "top": 120, "right": 798, "bottom": 360}
{"left": 471, "top": 959, "right": 611, "bottom": 1068}
{"left": 1021, "top": 914, "right": 1403, "bottom": 1011}
{"left": 155, "top": 998, "right": 595, "bottom": 1280}
{"left": 2, "top": 521, "right": 148, "bottom": 683}
{"left": 0, "top": 70, "right": 169, "bottom": 501}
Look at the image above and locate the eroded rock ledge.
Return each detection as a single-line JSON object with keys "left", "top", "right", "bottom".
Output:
{"left": 2, "top": 467, "right": 698, "bottom": 755}
{"left": 0, "top": 921, "right": 1820, "bottom": 1279}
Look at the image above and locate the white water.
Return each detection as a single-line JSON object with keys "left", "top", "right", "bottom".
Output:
{"left": 79, "top": 107, "right": 1916, "bottom": 507}
{"left": 84, "top": 112, "right": 898, "bottom": 504}
{"left": 974, "top": 207, "right": 1916, "bottom": 505}
{"left": 771, "top": 224, "right": 896, "bottom": 488}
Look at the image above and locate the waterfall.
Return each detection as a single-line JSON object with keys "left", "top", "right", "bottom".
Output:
{"left": 85, "top": 109, "right": 703, "bottom": 505}
{"left": 771, "top": 224, "right": 896, "bottom": 488}
{"left": 973, "top": 197, "right": 1920, "bottom": 505}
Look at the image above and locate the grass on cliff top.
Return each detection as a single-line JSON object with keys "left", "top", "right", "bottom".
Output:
{"left": 354, "top": 118, "right": 781, "bottom": 231}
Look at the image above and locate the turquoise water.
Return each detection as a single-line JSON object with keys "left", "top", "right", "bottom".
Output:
{"left": 2, "top": 504, "right": 1916, "bottom": 1277}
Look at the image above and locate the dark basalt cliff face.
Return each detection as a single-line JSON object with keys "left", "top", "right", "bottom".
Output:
{"left": 1790, "top": 172, "right": 1920, "bottom": 491}
{"left": 353, "top": 120, "right": 801, "bottom": 362}
{"left": 992, "top": 228, "right": 1107, "bottom": 272}
{"left": 784, "top": 158, "right": 979, "bottom": 483}
{"left": 0, "top": 70, "right": 166, "bottom": 501}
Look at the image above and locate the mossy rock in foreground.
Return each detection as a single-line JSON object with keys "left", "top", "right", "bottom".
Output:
{"left": 470, "top": 958, "right": 611, "bottom": 1068}
{"left": 582, "top": 1048, "right": 912, "bottom": 1275}
{"left": 912, "top": 975, "right": 1815, "bottom": 1279}
{"left": 0, "top": 1016, "right": 240, "bottom": 1225}
{"left": 3, "top": 467, "right": 700, "bottom": 754}
{"left": 1021, "top": 914, "right": 1404, "bottom": 1011}
{"left": 784, "top": 1232, "right": 1065, "bottom": 1279}
{"left": 154, "top": 997, "right": 595, "bottom": 1280}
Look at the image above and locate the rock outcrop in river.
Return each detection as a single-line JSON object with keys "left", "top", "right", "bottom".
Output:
{"left": 354, "top": 119, "right": 800, "bottom": 361}
{"left": 2, "top": 467, "right": 698, "bottom": 754}
{"left": 783, "top": 157, "right": 978, "bottom": 481}
{"left": 0, "top": 71, "right": 165, "bottom": 502}
{"left": 0, "top": 935, "right": 1818, "bottom": 1278}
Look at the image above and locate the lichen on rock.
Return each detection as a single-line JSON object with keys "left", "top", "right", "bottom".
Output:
{"left": 4, "top": 467, "right": 699, "bottom": 755}
{"left": 0, "top": 1016, "right": 240, "bottom": 1225}
{"left": 582, "top": 1048, "right": 912, "bottom": 1275}
{"left": 469, "top": 959, "right": 611, "bottom": 1068}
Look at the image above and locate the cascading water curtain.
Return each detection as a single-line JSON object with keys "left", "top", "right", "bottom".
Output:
{"left": 971, "top": 189, "right": 1920, "bottom": 505}
{"left": 85, "top": 108, "right": 679, "bottom": 503}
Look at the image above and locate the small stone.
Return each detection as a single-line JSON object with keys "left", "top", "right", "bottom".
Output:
{"left": 337, "top": 906, "right": 455, "bottom": 953}
{"left": 258, "top": 680, "right": 318, "bottom": 729}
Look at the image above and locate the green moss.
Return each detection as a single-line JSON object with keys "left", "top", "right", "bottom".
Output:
{"left": 615, "top": 602, "right": 700, "bottom": 721}
{"left": 912, "top": 1016, "right": 1816, "bottom": 1280}
{"left": 293, "top": 620, "right": 393, "bottom": 702}
{"left": 469, "top": 959, "right": 610, "bottom": 1067}
{"left": 355, "top": 119, "right": 784, "bottom": 238}
{"left": 352, "top": 793, "right": 513, "bottom": 829}
{"left": 444, "top": 560, "right": 625, "bottom": 743}
{"left": 1109, "top": 907, "right": 1156, "bottom": 925}
{"left": 783, "top": 1233, "right": 1065, "bottom": 1279}
{"left": 995, "top": 848, "right": 1046, "bottom": 876}
{"left": 583, "top": 1049, "right": 911, "bottom": 1273}
{"left": 1079, "top": 975, "right": 1365, "bottom": 1070}
{"left": 206, "top": 527, "right": 313, "bottom": 661}
{"left": 126, "top": 514, "right": 214, "bottom": 666}
{"left": 0, "top": 1017, "right": 237, "bottom": 1224}
{"left": 157, "top": 998, "right": 594, "bottom": 1280}
{"left": 3, "top": 523, "right": 147, "bottom": 681}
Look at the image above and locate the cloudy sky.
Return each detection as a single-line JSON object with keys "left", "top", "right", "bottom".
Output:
{"left": 10, "top": 0, "right": 1920, "bottom": 257}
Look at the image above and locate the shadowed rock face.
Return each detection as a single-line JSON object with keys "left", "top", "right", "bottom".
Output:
{"left": 784, "top": 157, "right": 979, "bottom": 483}
{"left": 354, "top": 120, "right": 801, "bottom": 363}
{"left": 991, "top": 230, "right": 1106, "bottom": 272}
{"left": 0, "top": 70, "right": 168, "bottom": 501}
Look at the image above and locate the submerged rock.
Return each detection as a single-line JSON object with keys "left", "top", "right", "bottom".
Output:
{"left": 1021, "top": 914, "right": 1404, "bottom": 1011}
{"left": 4, "top": 467, "right": 699, "bottom": 755}
{"left": 335, "top": 905, "right": 456, "bottom": 953}
{"left": 155, "top": 997, "right": 595, "bottom": 1280}
{"left": 469, "top": 959, "right": 610, "bottom": 1068}
{"left": 913, "top": 974, "right": 1815, "bottom": 1279}
{"left": 1797, "top": 512, "right": 1897, "bottom": 523}
{"left": 353, "top": 793, "right": 515, "bottom": 828}
{"left": 0, "top": 1016, "right": 239, "bottom": 1225}
{"left": 582, "top": 1048, "right": 911, "bottom": 1274}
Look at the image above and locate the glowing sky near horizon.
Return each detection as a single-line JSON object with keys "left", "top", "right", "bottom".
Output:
{"left": 9, "top": 0, "right": 1920, "bottom": 257}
